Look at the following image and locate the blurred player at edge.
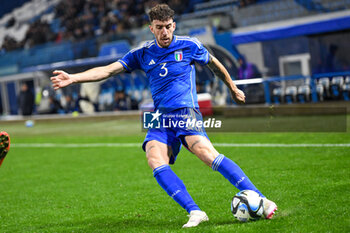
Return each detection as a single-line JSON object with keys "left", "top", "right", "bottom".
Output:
{"left": 0, "top": 131, "right": 10, "bottom": 167}
{"left": 50, "top": 4, "right": 277, "bottom": 228}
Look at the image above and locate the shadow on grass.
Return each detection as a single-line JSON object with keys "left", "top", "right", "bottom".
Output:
{"left": 37, "top": 216, "right": 184, "bottom": 232}
{"left": 36, "top": 216, "right": 250, "bottom": 232}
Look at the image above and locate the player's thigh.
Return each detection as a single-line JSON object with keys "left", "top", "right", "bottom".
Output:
{"left": 145, "top": 140, "right": 172, "bottom": 170}
{"left": 184, "top": 135, "right": 219, "bottom": 167}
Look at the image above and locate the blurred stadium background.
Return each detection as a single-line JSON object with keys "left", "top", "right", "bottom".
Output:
{"left": 0, "top": 0, "right": 349, "bottom": 120}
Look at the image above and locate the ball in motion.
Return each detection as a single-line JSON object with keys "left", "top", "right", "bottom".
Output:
{"left": 231, "top": 190, "right": 264, "bottom": 222}
{"left": 25, "top": 120, "right": 34, "bottom": 127}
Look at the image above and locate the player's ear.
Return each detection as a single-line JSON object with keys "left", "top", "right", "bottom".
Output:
{"left": 173, "top": 21, "right": 176, "bottom": 30}
{"left": 149, "top": 23, "right": 154, "bottom": 34}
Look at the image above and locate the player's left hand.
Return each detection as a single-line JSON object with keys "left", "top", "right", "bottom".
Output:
{"left": 231, "top": 89, "right": 245, "bottom": 104}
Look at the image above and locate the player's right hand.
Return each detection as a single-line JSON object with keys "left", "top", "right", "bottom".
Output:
{"left": 231, "top": 88, "right": 246, "bottom": 104}
{"left": 50, "top": 70, "right": 73, "bottom": 90}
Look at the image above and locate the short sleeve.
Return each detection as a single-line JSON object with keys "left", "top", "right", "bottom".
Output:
{"left": 191, "top": 38, "right": 210, "bottom": 66}
{"left": 118, "top": 50, "right": 140, "bottom": 72}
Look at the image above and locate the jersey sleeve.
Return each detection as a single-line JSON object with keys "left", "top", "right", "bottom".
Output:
{"left": 118, "top": 50, "right": 140, "bottom": 72}
{"left": 191, "top": 38, "right": 210, "bottom": 66}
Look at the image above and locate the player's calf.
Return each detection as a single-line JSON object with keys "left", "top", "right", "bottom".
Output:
{"left": 184, "top": 135, "right": 219, "bottom": 166}
{"left": 212, "top": 154, "right": 264, "bottom": 197}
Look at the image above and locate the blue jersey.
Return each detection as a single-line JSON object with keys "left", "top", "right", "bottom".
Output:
{"left": 119, "top": 35, "right": 210, "bottom": 111}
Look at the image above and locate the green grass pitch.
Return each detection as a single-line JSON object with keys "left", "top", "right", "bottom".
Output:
{"left": 0, "top": 116, "right": 349, "bottom": 232}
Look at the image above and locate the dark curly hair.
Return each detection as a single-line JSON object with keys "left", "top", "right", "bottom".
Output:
{"left": 148, "top": 4, "right": 175, "bottom": 22}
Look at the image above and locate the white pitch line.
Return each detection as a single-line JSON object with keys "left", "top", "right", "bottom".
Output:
{"left": 12, "top": 143, "right": 141, "bottom": 148}
{"left": 11, "top": 143, "right": 350, "bottom": 148}
{"left": 213, "top": 143, "right": 350, "bottom": 147}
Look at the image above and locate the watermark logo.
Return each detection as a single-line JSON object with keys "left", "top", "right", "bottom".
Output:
{"left": 142, "top": 110, "right": 222, "bottom": 129}
{"left": 143, "top": 110, "right": 162, "bottom": 129}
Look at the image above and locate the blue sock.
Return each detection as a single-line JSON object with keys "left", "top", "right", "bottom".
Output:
{"left": 212, "top": 154, "right": 265, "bottom": 197}
{"left": 153, "top": 165, "right": 201, "bottom": 213}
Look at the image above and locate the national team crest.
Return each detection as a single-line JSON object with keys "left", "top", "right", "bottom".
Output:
{"left": 174, "top": 50, "right": 183, "bottom": 62}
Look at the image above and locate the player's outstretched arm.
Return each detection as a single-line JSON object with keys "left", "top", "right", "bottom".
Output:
{"left": 207, "top": 54, "right": 245, "bottom": 104}
{"left": 50, "top": 61, "right": 125, "bottom": 90}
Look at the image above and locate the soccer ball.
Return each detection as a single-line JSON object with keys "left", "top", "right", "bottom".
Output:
{"left": 231, "top": 190, "right": 264, "bottom": 222}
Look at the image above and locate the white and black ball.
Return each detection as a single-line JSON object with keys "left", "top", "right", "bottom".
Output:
{"left": 231, "top": 190, "right": 264, "bottom": 222}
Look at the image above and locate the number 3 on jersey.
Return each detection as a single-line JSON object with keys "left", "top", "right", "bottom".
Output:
{"left": 159, "top": 63, "right": 168, "bottom": 77}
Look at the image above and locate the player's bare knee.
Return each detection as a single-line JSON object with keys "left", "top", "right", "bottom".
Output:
{"left": 145, "top": 141, "right": 169, "bottom": 170}
{"left": 190, "top": 141, "right": 214, "bottom": 155}
{"left": 192, "top": 146, "right": 217, "bottom": 166}
{"left": 147, "top": 156, "right": 161, "bottom": 169}
{"left": 145, "top": 144, "right": 156, "bottom": 157}
{"left": 193, "top": 146, "right": 210, "bottom": 157}
{"left": 146, "top": 153, "right": 168, "bottom": 170}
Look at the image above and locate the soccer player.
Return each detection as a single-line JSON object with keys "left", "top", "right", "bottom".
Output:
{"left": 50, "top": 4, "right": 277, "bottom": 228}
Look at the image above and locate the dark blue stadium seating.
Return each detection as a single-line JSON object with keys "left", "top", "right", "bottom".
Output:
{"left": 98, "top": 40, "right": 130, "bottom": 57}
{"left": 0, "top": 0, "right": 30, "bottom": 18}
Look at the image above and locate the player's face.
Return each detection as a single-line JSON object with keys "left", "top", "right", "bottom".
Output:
{"left": 149, "top": 19, "right": 176, "bottom": 48}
